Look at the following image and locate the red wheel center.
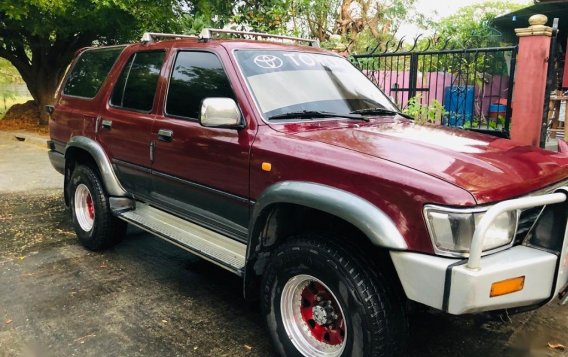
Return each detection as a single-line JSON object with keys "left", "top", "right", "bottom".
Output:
{"left": 86, "top": 194, "right": 95, "bottom": 219}
{"left": 299, "top": 281, "right": 345, "bottom": 346}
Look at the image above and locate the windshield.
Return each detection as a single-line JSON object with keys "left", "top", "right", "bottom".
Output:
{"left": 234, "top": 50, "right": 398, "bottom": 120}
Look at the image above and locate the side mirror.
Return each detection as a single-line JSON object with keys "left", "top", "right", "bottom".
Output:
{"left": 199, "top": 98, "right": 243, "bottom": 129}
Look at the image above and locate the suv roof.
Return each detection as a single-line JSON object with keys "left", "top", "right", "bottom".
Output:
{"left": 141, "top": 28, "right": 320, "bottom": 48}
{"left": 76, "top": 29, "right": 329, "bottom": 57}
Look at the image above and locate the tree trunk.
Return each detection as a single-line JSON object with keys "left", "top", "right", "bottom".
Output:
{"left": 339, "top": 0, "right": 353, "bottom": 36}
{"left": 25, "top": 69, "right": 62, "bottom": 126}
{"left": 0, "top": 34, "right": 92, "bottom": 126}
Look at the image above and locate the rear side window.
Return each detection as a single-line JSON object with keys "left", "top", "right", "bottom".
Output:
{"left": 166, "top": 51, "right": 235, "bottom": 119}
{"left": 111, "top": 51, "right": 165, "bottom": 112}
{"left": 63, "top": 47, "right": 124, "bottom": 98}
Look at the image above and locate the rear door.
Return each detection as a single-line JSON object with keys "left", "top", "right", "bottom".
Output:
{"left": 150, "top": 49, "right": 255, "bottom": 241}
{"left": 51, "top": 46, "right": 125, "bottom": 151}
{"left": 97, "top": 47, "right": 168, "bottom": 199}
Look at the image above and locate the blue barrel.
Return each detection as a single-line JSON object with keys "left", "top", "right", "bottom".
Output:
{"left": 443, "top": 86, "right": 475, "bottom": 127}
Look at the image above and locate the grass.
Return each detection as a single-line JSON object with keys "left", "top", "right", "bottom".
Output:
{"left": 0, "top": 94, "right": 33, "bottom": 116}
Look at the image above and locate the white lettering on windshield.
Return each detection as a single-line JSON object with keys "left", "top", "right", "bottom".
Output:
{"left": 298, "top": 53, "right": 315, "bottom": 66}
{"left": 282, "top": 53, "right": 300, "bottom": 66}
{"left": 253, "top": 52, "right": 344, "bottom": 70}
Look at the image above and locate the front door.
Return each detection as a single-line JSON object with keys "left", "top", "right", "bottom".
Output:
{"left": 150, "top": 50, "right": 253, "bottom": 241}
{"left": 97, "top": 48, "right": 167, "bottom": 199}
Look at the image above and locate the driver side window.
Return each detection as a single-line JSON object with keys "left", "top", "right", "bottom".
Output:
{"left": 165, "top": 51, "right": 236, "bottom": 120}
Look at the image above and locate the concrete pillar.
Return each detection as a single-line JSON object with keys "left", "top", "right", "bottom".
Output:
{"left": 510, "top": 14, "right": 553, "bottom": 147}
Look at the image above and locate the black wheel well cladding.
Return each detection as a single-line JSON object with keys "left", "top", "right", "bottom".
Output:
{"left": 245, "top": 203, "right": 404, "bottom": 302}
{"left": 64, "top": 148, "right": 100, "bottom": 205}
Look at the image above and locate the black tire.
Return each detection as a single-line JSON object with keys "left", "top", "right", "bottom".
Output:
{"left": 261, "top": 235, "right": 407, "bottom": 357}
{"left": 69, "top": 164, "right": 126, "bottom": 250}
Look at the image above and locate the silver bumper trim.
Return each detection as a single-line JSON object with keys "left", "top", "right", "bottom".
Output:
{"left": 392, "top": 185, "right": 568, "bottom": 315}
{"left": 468, "top": 189, "right": 567, "bottom": 270}
{"left": 391, "top": 246, "right": 558, "bottom": 314}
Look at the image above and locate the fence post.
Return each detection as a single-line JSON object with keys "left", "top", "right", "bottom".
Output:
{"left": 510, "top": 14, "right": 553, "bottom": 146}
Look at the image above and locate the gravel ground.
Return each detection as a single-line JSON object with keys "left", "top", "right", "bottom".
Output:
{"left": 0, "top": 137, "right": 567, "bottom": 357}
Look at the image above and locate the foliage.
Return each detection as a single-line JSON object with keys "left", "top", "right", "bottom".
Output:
{"left": 354, "top": 0, "right": 523, "bottom": 98}
{"left": 227, "top": 0, "right": 418, "bottom": 52}
{"left": 232, "top": 0, "right": 291, "bottom": 33}
{"left": 463, "top": 115, "right": 505, "bottom": 130}
{"left": 428, "top": 1, "right": 527, "bottom": 49}
{"left": 0, "top": 58, "right": 21, "bottom": 84}
{"left": 0, "top": 90, "right": 19, "bottom": 117}
{"left": 180, "top": 0, "right": 235, "bottom": 34}
{"left": 403, "top": 95, "right": 446, "bottom": 124}
{"left": 0, "top": 0, "right": 186, "bottom": 124}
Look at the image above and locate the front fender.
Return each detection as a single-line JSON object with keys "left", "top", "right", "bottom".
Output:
{"left": 248, "top": 181, "right": 407, "bottom": 254}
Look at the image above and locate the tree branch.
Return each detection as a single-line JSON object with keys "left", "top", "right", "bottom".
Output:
{"left": 0, "top": 45, "right": 31, "bottom": 78}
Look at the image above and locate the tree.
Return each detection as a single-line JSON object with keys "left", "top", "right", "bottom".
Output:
{"left": 179, "top": 0, "right": 235, "bottom": 34}
{"left": 290, "top": 0, "right": 417, "bottom": 51}
{"left": 233, "top": 0, "right": 290, "bottom": 33}
{"left": 229, "top": 0, "right": 417, "bottom": 52}
{"left": 0, "top": 0, "right": 185, "bottom": 124}
{"left": 429, "top": 1, "right": 526, "bottom": 49}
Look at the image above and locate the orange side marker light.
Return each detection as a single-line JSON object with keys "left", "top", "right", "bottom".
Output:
{"left": 262, "top": 162, "right": 272, "bottom": 172}
{"left": 490, "top": 276, "right": 525, "bottom": 297}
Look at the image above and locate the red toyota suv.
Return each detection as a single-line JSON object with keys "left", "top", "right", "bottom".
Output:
{"left": 48, "top": 29, "right": 568, "bottom": 356}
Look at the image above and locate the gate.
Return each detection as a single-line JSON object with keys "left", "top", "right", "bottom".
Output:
{"left": 353, "top": 38, "right": 518, "bottom": 137}
{"left": 541, "top": 18, "right": 562, "bottom": 147}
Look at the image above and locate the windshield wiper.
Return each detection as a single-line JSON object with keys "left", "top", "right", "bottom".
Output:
{"left": 350, "top": 107, "right": 413, "bottom": 119}
{"left": 269, "top": 110, "right": 369, "bottom": 122}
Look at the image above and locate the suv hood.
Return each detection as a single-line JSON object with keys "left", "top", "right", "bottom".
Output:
{"left": 292, "top": 120, "right": 568, "bottom": 204}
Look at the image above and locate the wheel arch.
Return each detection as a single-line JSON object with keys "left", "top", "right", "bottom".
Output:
{"left": 64, "top": 136, "right": 127, "bottom": 201}
{"left": 244, "top": 181, "right": 407, "bottom": 299}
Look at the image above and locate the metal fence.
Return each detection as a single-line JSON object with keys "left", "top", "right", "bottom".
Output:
{"left": 542, "top": 18, "right": 562, "bottom": 147}
{"left": 353, "top": 38, "right": 518, "bottom": 137}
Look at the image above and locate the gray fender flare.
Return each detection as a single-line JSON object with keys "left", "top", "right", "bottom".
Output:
{"left": 248, "top": 181, "right": 407, "bottom": 254}
{"left": 65, "top": 136, "right": 127, "bottom": 197}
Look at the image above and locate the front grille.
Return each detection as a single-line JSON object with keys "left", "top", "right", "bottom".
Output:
{"left": 514, "top": 206, "right": 543, "bottom": 244}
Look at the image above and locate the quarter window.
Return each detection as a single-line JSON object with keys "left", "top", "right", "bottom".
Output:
{"left": 166, "top": 51, "right": 235, "bottom": 119}
{"left": 63, "top": 47, "right": 124, "bottom": 98}
{"left": 111, "top": 51, "right": 165, "bottom": 112}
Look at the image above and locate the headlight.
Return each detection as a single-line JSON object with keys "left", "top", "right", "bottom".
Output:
{"left": 424, "top": 205, "right": 517, "bottom": 256}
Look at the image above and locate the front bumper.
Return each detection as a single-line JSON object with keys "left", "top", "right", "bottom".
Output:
{"left": 391, "top": 188, "right": 568, "bottom": 315}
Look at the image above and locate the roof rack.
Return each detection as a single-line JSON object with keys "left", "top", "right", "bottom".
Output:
{"left": 141, "top": 32, "right": 198, "bottom": 43}
{"left": 198, "top": 28, "right": 320, "bottom": 47}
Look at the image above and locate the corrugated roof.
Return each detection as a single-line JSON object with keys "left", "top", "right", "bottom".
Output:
{"left": 491, "top": 2, "right": 567, "bottom": 44}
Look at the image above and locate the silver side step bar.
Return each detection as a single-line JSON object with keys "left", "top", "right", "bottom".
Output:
{"left": 117, "top": 204, "right": 246, "bottom": 276}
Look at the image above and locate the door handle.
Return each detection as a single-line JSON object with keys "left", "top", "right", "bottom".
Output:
{"left": 101, "top": 119, "right": 112, "bottom": 129}
{"left": 157, "top": 129, "right": 173, "bottom": 142}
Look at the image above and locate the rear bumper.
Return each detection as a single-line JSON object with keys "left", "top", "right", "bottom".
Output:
{"left": 391, "top": 187, "right": 568, "bottom": 315}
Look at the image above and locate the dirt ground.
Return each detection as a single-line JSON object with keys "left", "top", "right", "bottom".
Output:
{"left": 0, "top": 136, "right": 567, "bottom": 357}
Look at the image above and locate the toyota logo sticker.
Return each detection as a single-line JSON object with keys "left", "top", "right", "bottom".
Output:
{"left": 253, "top": 55, "right": 284, "bottom": 69}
